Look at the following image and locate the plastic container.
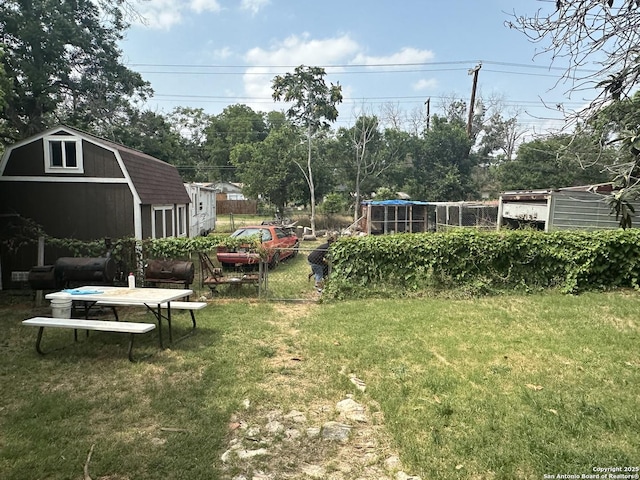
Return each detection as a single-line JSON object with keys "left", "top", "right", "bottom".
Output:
{"left": 50, "top": 292, "right": 72, "bottom": 319}
{"left": 128, "top": 272, "right": 135, "bottom": 289}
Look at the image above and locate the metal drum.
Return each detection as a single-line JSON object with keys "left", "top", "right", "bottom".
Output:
{"left": 144, "top": 260, "right": 195, "bottom": 288}
{"left": 54, "top": 257, "right": 117, "bottom": 286}
{"left": 27, "top": 265, "right": 59, "bottom": 290}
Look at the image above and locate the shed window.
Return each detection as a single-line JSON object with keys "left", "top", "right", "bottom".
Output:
{"left": 44, "top": 136, "right": 83, "bottom": 173}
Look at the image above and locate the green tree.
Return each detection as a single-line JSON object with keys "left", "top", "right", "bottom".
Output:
{"left": 0, "top": 0, "right": 151, "bottom": 143}
{"left": 272, "top": 65, "right": 343, "bottom": 234}
{"left": 407, "top": 115, "right": 474, "bottom": 201}
{"left": 498, "top": 134, "right": 611, "bottom": 191}
{"left": 0, "top": 46, "right": 13, "bottom": 148}
{"left": 106, "top": 109, "right": 188, "bottom": 171}
{"left": 230, "top": 123, "right": 304, "bottom": 216}
{"left": 373, "top": 187, "right": 398, "bottom": 201}
{"left": 204, "top": 104, "right": 267, "bottom": 181}
{"left": 166, "top": 107, "right": 214, "bottom": 182}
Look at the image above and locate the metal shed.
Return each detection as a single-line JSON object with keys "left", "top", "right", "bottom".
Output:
{"left": 497, "top": 185, "right": 639, "bottom": 231}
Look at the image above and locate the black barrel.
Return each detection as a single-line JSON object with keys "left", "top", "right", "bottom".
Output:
{"left": 145, "top": 260, "right": 195, "bottom": 287}
{"left": 54, "top": 257, "right": 117, "bottom": 285}
{"left": 28, "top": 265, "right": 59, "bottom": 290}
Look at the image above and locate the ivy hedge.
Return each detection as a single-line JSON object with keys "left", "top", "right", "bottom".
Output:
{"left": 8, "top": 228, "right": 640, "bottom": 298}
{"left": 2, "top": 232, "right": 262, "bottom": 284}
{"left": 326, "top": 229, "right": 640, "bottom": 298}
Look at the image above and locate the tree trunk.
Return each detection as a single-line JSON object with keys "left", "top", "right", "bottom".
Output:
{"left": 354, "top": 165, "right": 361, "bottom": 224}
{"left": 307, "top": 123, "right": 316, "bottom": 235}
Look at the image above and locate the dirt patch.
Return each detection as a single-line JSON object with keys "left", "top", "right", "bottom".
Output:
{"left": 219, "top": 304, "right": 420, "bottom": 480}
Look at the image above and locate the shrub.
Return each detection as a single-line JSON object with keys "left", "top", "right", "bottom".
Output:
{"left": 327, "top": 229, "right": 640, "bottom": 297}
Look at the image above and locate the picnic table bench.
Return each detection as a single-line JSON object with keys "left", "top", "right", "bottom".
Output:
{"left": 95, "top": 300, "right": 207, "bottom": 331}
{"left": 22, "top": 317, "right": 156, "bottom": 362}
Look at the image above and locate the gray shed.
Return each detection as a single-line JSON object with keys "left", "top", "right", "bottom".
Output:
{"left": 497, "top": 184, "right": 637, "bottom": 231}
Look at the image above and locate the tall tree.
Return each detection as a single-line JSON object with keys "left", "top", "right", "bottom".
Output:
{"left": 166, "top": 107, "right": 214, "bottom": 182}
{"left": 407, "top": 116, "right": 475, "bottom": 201}
{"left": 204, "top": 104, "right": 267, "bottom": 182}
{"left": 0, "top": 0, "right": 150, "bottom": 143}
{"left": 0, "top": 47, "right": 12, "bottom": 149}
{"left": 230, "top": 122, "right": 304, "bottom": 215}
{"left": 107, "top": 109, "right": 187, "bottom": 168}
{"left": 272, "top": 65, "right": 343, "bottom": 234}
{"left": 508, "top": 1, "right": 640, "bottom": 110}
{"left": 338, "top": 114, "right": 384, "bottom": 223}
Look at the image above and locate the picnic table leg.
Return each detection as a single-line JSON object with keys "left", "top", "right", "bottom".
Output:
{"left": 35, "top": 326, "right": 45, "bottom": 355}
{"left": 127, "top": 333, "right": 136, "bottom": 362}
{"left": 167, "top": 302, "right": 173, "bottom": 344}
{"left": 155, "top": 304, "right": 164, "bottom": 349}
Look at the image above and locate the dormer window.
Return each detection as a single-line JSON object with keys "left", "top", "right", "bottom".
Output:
{"left": 44, "top": 136, "right": 83, "bottom": 173}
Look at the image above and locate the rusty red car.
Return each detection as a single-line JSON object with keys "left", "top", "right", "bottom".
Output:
{"left": 216, "top": 225, "right": 299, "bottom": 269}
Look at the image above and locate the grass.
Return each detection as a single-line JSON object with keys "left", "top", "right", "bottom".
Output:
{"left": 1, "top": 267, "right": 639, "bottom": 479}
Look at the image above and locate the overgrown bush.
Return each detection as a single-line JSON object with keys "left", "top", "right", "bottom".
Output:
{"left": 327, "top": 229, "right": 640, "bottom": 298}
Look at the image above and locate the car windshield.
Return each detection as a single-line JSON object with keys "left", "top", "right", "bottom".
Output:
{"left": 231, "top": 228, "right": 271, "bottom": 241}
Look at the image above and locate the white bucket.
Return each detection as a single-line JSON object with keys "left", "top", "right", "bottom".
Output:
{"left": 50, "top": 293, "right": 72, "bottom": 319}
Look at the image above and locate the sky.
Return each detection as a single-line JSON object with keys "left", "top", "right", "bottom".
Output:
{"left": 118, "top": 0, "right": 600, "bottom": 137}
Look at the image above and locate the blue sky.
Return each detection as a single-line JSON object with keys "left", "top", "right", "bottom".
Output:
{"left": 120, "top": 0, "right": 598, "bottom": 136}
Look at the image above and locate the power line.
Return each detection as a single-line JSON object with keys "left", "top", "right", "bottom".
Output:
{"left": 126, "top": 59, "right": 596, "bottom": 73}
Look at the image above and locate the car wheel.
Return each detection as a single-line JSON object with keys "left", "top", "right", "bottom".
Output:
{"left": 269, "top": 252, "right": 280, "bottom": 269}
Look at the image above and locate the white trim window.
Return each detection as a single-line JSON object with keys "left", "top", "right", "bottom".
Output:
{"left": 44, "top": 136, "right": 84, "bottom": 173}
{"left": 177, "top": 205, "right": 187, "bottom": 237}
{"left": 152, "top": 205, "right": 175, "bottom": 239}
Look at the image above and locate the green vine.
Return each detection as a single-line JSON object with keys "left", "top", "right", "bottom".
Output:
{"left": 327, "top": 229, "right": 640, "bottom": 298}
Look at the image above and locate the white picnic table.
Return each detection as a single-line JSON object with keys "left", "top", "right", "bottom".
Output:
{"left": 45, "top": 285, "right": 194, "bottom": 348}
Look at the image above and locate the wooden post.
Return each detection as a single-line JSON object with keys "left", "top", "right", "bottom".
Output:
{"left": 35, "top": 236, "right": 45, "bottom": 306}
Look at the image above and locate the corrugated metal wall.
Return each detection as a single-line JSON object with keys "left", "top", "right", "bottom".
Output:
{"left": 549, "top": 191, "right": 637, "bottom": 231}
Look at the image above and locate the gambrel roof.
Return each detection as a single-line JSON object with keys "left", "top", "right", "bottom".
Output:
{"left": 0, "top": 125, "right": 190, "bottom": 206}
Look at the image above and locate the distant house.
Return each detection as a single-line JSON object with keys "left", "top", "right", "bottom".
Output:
{"left": 0, "top": 125, "right": 191, "bottom": 288}
{"left": 212, "top": 181, "right": 246, "bottom": 200}
{"left": 211, "top": 181, "right": 257, "bottom": 215}
{"left": 184, "top": 182, "right": 217, "bottom": 236}
{"left": 497, "top": 184, "right": 637, "bottom": 231}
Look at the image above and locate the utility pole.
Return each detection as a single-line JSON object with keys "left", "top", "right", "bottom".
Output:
{"left": 467, "top": 63, "right": 482, "bottom": 138}
{"left": 424, "top": 97, "right": 430, "bottom": 132}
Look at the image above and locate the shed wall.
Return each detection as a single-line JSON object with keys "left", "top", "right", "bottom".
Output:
{"left": 0, "top": 182, "right": 134, "bottom": 239}
{"left": 549, "top": 192, "right": 626, "bottom": 231}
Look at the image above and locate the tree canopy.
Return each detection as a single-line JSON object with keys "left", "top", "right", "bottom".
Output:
{"left": 0, "top": 0, "right": 151, "bottom": 143}
{"left": 272, "top": 65, "right": 343, "bottom": 233}
{"left": 508, "top": 1, "right": 640, "bottom": 110}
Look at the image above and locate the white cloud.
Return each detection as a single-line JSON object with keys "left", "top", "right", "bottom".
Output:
{"left": 134, "top": 0, "right": 221, "bottom": 30}
{"left": 244, "top": 33, "right": 360, "bottom": 66}
{"left": 135, "top": 0, "right": 184, "bottom": 30}
{"left": 413, "top": 78, "right": 438, "bottom": 91}
{"left": 190, "top": 0, "right": 222, "bottom": 14}
{"left": 352, "top": 47, "right": 435, "bottom": 69}
{"left": 242, "top": 34, "right": 360, "bottom": 112}
{"left": 241, "top": 0, "right": 270, "bottom": 15}
{"left": 213, "top": 46, "right": 233, "bottom": 59}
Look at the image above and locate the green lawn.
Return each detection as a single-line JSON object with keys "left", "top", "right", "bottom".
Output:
{"left": 1, "top": 272, "right": 638, "bottom": 479}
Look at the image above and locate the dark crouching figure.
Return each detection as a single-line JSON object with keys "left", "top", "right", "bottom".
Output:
{"left": 307, "top": 235, "right": 337, "bottom": 292}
